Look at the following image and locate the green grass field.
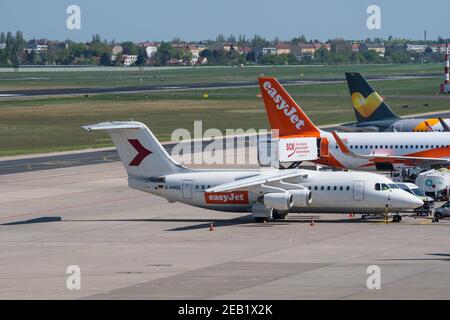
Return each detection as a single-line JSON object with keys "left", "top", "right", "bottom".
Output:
{"left": 0, "top": 64, "right": 449, "bottom": 156}
{"left": 0, "top": 63, "right": 443, "bottom": 90}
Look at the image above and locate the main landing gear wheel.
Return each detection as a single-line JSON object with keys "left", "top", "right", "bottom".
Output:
{"left": 254, "top": 217, "right": 269, "bottom": 223}
{"left": 272, "top": 210, "right": 288, "bottom": 220}
{"left": 392, "top": 215, "right": 402, "bottom": 223}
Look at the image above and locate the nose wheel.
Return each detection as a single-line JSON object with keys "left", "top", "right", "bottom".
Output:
{"left": 392, "top": 214, "right": 402, "bottom": 223}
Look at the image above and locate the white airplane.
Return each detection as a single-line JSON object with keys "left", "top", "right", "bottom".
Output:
{"left": 83, "top": 121, "right": 422, "bottom": 222}
{"left": 259, "top": 77, "right": 450, "bottom": 171}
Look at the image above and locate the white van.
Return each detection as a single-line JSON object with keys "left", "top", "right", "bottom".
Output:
{"left": 396, "top": 182, "right": 434, "bottom": 215}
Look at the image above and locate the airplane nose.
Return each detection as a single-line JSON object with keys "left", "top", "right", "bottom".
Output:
{"left": 391, "top": 190, "right": 423, "bottom": 209}
{"left": 402, "top": 193, "right": 424, "bottom": 209}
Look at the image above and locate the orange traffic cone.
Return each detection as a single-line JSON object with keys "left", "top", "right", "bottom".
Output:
{"left": 209, "top": 223, "right": 215, "bottom": 231}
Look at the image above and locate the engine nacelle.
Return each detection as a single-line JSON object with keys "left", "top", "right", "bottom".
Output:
{"left": 263, "top": 192, "right": 293, "bottom": 211}
{"left": 289, "top": 189, "right": 312, "bottom": 207}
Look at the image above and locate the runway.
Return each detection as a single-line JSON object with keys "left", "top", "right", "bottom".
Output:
{"left": 0, "top": 74, "right": 438, "bottom": 98}
{"left": 1, "top": 159, "right": 450, "bottom": 299}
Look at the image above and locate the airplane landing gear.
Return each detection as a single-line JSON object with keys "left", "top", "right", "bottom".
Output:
{"left": 252, "top": 203, "right": 272, "bottom": 223}
{"left": 392, "top": 214, "right": 402, "bottom": 223}
{"left": 272, "top": 210, "right": 288, "bottom": 220}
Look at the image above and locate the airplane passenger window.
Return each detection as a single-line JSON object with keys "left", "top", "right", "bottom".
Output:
{"left": 395, "top": 145, "right": 398, "bottom": 148}
{"left": 390, "top": 145, "right": 393, "bottom": 149}
{"left": 340, "top": 186, "right": 343, "bottom": 190}
{"left": 321, "top": 186, "right": 324, "bottom": 190}
{"left": 346, "top": 186, "right": 350, "bottom": 191}
{"left": 327, "top": 186, "right": 331, "bottom": 190}
{"left": 314, "top": 186, "right": 318, "bottom": 190}
{"left": 333, "top": 186, "right": 337, "bottom": 190}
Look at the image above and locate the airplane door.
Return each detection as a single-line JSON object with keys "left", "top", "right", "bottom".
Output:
{"left": 182, "top": 180, "right": 192, "bottom": 199}
{"left": 353, "top": 181, "right": 365, "bottom": 201}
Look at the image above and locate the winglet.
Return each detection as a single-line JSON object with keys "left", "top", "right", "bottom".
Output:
{"left": 424, "top": 121, "right": 434, "bottom": 132}
{"left": 331, "top": 131, "right": 351, "bottom": 155}
{"left": 438, "top": 117, "right": 450, "bottom": 132}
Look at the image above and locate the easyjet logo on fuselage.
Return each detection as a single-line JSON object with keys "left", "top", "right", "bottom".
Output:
{"left": 263, "top": 81, "right": 305, "bottom": 129}
{"left": 204, "top": 191, "right": 249, "bottom": 204}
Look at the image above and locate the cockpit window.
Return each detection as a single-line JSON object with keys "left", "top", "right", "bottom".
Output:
{"left": 388, "top": 184, "right": 399, "bottom": 189}
{"left": 381, "top": 183, "right": 390, "bottom": 191}
{"left": 412, "top": 188, "right": 425, "bottom": 196}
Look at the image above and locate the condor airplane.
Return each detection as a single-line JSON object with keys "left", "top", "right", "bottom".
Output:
{"left": 258, "top": 77, "right": 450, "bottom": 171}
{"left": 83, "top": 121, "right": 422, "bottom": 222}
{"left": 343, "top": 73, "right": 450, "bottom": 132}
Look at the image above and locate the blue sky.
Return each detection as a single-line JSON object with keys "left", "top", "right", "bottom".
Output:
{"left": 1, "top": 0, "right": 449, "bottom": 42}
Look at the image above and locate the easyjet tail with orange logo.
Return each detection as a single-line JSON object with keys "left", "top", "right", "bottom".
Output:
{"left": 258, "top": 77, "right": 450, "bottom": 172}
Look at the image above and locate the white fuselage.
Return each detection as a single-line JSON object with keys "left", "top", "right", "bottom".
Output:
{"left": 318, "top": 131, "right": 450, "bottom": 170}
{"left": 128, "top": 168, "right": 422, "bottom": 214}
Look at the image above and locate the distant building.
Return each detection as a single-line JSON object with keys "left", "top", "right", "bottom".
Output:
{"left": 275, "top": 43, "right": 292, "bottom": 55}
{"left": 351, "top": 43, "right": 361, "bottom": 52}
{"left": 406, "top": 44, "right": 428, "bottom": 53}
{"left": 360, "top": 43, "right": 385, "bottom": 57}
{"left": 429, "top": 44, "right": 449, "bottom": 53}
{"left": 25, "top": 40, "right": 48, "bottom": 53}
{"left": 237, "top": 46, "right": 252, "bottom": 55}
{"left": 222, "top": 43, "right": 235, "bottom": 52}
{"left": 122, "top": 54, "right": 138, "bottom": 67}
{"left": 298, "top": 44, "right": 316, "bottom": 55}
{"left": 260, "top": 47, "right": 277, "bottom": 55}
{"left": 0, "top": 43, "right": 6, "bottom": 50}
{"left": 314, "top": 43, "right": 332, "bottom": 51}
{"left": 138, "top": 42, "right": 159, "bottom": 57}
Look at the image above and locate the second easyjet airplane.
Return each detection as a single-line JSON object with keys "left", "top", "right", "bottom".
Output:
{"left": 258, "top": 77, "right": 450, "bottom": 171}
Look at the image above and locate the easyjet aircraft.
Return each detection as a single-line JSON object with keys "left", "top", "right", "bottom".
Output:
{"left": 258, "top": 77, "right": 450, "bottom": 171}
{"left": 83, "top": 121, "right": 421, "bottom": 222}
{"left": 342, "top": 72, "right": 450, "bottom": 132}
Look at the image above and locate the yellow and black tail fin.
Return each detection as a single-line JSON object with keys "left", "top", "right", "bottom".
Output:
{"left": 345, "top": 73, "right": 399, "bottom": 122}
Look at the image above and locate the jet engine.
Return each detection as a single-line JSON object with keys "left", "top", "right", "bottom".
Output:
{"left": 289, "top": 189, "right": 312, "bottom": 207}
{"left": 263, "top": 193, "right": 293, "bottom": 211}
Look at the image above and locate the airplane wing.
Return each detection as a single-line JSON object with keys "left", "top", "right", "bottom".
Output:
{"left": 331, "top": 131, "right": 450, "bottom": 166}
{"left": 206, "top": 170, "right": 303, "bottom": 193}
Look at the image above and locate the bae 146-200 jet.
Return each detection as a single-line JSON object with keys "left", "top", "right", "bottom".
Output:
{"left": 258, "top": 77, "right": 450, "bottom": 172}
{"left": 83, "top": 121, "right": 421, "bottom": 222}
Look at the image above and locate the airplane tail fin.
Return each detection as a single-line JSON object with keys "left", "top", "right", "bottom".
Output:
{"left": 258, "top": 77, "right": 321, "bottom": 137}
{"left": 345, "top": 73, "right": 399, "bottom": 122}
{"left": 83, "top": 121, "right": 185, "bottom": 178}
